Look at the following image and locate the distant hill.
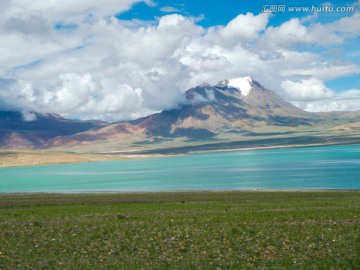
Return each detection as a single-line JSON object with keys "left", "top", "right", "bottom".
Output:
{"left": 1, "top": 77, "right": 360, "bottom": 152}
{"left": 0, "top": 111, "right": 106, "bottom": 149}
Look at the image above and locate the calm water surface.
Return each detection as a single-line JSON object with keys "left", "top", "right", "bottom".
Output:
{"left": 1, "top": 144, "right": 359, "bottom": 192}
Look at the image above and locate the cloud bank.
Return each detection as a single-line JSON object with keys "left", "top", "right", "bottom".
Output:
{"left": 0, "top": 1, "right": 359, "bottom": 120}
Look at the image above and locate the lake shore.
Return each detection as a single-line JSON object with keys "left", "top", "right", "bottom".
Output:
{"left": 1, "top": 141, "right": 358, "bottom": 168}
{"left": 0, "top": 150, "right": 164, "bottom": 168}
{"left": 0, "top": 190, "right": 359, "bottom": 269}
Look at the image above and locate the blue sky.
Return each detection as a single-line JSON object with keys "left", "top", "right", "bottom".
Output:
{"left": 119, "top": 0, "right": 360, "bottom": 92}
{"left": 119, "top": 0, "right": 356, "bottom": 26}
{"left": 0, "top": 0, "right": 359, "bottom": 120}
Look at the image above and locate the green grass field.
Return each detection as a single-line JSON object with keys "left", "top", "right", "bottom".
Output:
{"left": 0, "top": 191, "right": 359, "bottom": 269}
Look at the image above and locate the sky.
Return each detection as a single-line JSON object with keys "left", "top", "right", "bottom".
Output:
{"left": 0, "top": 0, "right": 359, "bottom": 121}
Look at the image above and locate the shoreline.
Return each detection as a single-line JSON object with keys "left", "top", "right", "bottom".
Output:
{"left": 0, "top": 151, "right": 164, "bottom": 168}
{"left": 1, "top": 141, "right": 359, "bottom": 168}
{"left": 1, "top": 188, "right": 359, "bottom": 196}
{"left": 183, "top": 141, "right": 360, "bottom": 155}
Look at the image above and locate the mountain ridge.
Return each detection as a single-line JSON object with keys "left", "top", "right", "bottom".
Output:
{"left": 1, "top": 77, "right": 359, "bottom": 152}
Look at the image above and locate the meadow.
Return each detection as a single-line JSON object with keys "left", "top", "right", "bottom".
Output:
{"left": 0, "top": 191, "right": 359, "bottom": 269}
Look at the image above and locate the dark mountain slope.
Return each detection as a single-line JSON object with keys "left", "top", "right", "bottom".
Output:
{"left": 0, "top": 111, "right": 105, "bottom": 149}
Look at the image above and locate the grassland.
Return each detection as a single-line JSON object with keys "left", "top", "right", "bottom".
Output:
{"left": 0, "top": 191, "right": 359, "bottom": 269}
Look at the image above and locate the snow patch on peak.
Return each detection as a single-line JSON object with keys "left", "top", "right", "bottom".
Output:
{"left": 227, "top": 76, "right": 253, "bottom": 96}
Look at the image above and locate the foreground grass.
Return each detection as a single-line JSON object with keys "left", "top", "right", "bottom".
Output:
{"left": 0, "top": 191, "right": 359, "bottom": 269}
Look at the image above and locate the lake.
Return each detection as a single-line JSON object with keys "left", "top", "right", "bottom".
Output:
{"left": 1, "top": 144, "right": 359, "bottom": 193}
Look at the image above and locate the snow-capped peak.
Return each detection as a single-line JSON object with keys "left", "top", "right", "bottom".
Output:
{"left": 227, "top": 76, "right": 253, "bottom": 96}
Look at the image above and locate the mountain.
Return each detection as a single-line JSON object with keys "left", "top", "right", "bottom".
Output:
{"left": 41, "top": 77, "right": 310, "bottom": 147}
{"left": 0, "top": 111, "right": 106, "bottom": 149}
{"left": 119, "top": 76, "right": 316, "bottom": 139}
{"left": 2, "top": 77, "right": 360, "bottom": 152}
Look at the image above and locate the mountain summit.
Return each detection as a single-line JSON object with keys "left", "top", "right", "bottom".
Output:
{"left": 219, "top": 76, "right": 253, "bottom": 96}
{"left": 182, "top": 76, "right": 311, "bottom": 132}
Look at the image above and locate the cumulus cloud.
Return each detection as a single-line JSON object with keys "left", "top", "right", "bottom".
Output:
{"left": 220, "top": 12, "right": 269, "bottom": 40}
{"left": 0, "top": 0, "right": 359, "bottom": 121}
{"left": 5, "top": 0, "right": 146, "bottom": 24}
{"left": 293, "top": 89, "right": 360, "bottom": 112}
{"left": 264, "top": 18, "right": 312, "bottom": 46}
{"left": 1, "top": 73, "right": 93, "bottom": 112}
{"left": 262, "top": 12, "right": 360, "bottom": 48}
{"left": 281, "top": 78, "right": 335, "bottom": 101}
{"left": 282, "top": 78, "right": 360, "bottom": 112}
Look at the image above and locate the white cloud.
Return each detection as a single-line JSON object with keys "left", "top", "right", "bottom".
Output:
{"left": 282, "top": 78, "right": 360, "bottom": 112}
{"left": 21, "top": 111, "right": 37, "bottom": 121}
{"left": 80, "top": 83, "right": 148, "bottom": 121}
{"left": 221, "top": 12, "right": 269, "bottom": 40}
{"left": 281, "top": 63, "right": 360, "bottom": 80}
{"left": 263, "top": 12, "right": 360, "bottom": 48}
{"left": 158, "top": 14, "right": 186, "bottom": 28}
{"left": 281, "top": 78, "right": 335, "bottom": 101}
{"left": 1, "top": 13, "right": 50, "bottom": 35}
{"left": 328, "top": 13, "right": 360, "bottom": 36}
{"left": 189, "top": 88, "right": 217, "bottom": 105}
{"left": 264, "top": 18, "right": 312, "bottom": 46}
{"left": 293, "top": 89, "right": 360, "bottom": 112}
{"left": 0, "top": 73, "right": 150, "bottom": 121}
{"left": 0, "top": 1, "right": 359, "bottom": 121}
{"left": 0, "top": 73, "right": 95, "bottom": 113}
{"left": 8, "top": 0, "right": 145, "bottom": 23}
{"left": 160, "top": 6, "right": 181, "bottom": 13}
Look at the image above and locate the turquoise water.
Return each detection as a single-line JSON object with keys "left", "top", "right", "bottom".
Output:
{"left": 1, "top": 144, "right": 359, "bottom": 193}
